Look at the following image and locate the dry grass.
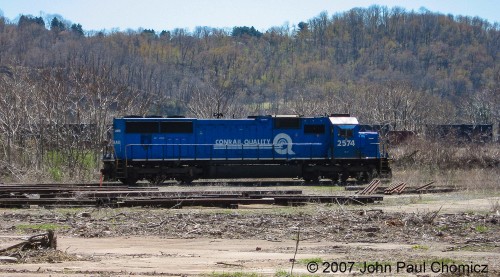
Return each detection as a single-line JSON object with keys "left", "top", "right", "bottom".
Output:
{"left": 390, "top": 138, "right": 499, "bottom": 170}
{"left": 392, "top": 168, "right": 499, "bottom": 192}
{"left": 389, "top": 137, "right": 499, "bottom": 192}
{"left": 489, "top": 199, "right": 500, "bottom": 213}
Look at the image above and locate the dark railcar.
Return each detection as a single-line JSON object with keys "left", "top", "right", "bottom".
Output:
{"left": 425, "top": 124, "right": 493, "bottom": 143}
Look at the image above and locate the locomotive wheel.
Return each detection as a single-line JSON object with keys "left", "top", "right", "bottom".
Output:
{"left": 148, "top": 176, "right": 167, "bottom": 186}
{"left": 119, "top": 177, "right": 138, "bottom": 186}
{"left": 339, "top": 173, "right": 349, "bottom": 186}
{"left": 328, "top": 174, "right": 340, "bottom": 185}
{"left": 356, "top": 172, "right": 369, "bottom": 184}
{"left": 177, "top": 177, "right": 194, "bottom": 185}
{"left": 303, "top": 176, "right": 319, "bottom": 184}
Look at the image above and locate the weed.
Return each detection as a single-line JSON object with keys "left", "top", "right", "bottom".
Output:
{"left": 474, "top": 225, "right": 488, "bottom": 233}
{"left": 436, "top": 225, "right": 449, "bottom": 232}
{"left": 49, "top": 167, "right": 63, "bottom": 181}
{"left": 44, "top": 150, "right": 99, "bottom": 182}
{"left": 206, "top": 272, "right": 260, "bottom": 277}
{"left": 459, "top": 244, "right": 496, "bottom": 252}
{"left": 298, "top": 257, "right": 323, "bottom": 264}
{"left": 16, "top": 223, "right": 70, "bottom": 231}
{"left": 274, "top": 270, "right": 288, "bottom": 277}
{"left": 411, "top": 244, "right": 429, "bottom": 251}
{"left": 275, "top": 269, "right": 313, "bottom": 277}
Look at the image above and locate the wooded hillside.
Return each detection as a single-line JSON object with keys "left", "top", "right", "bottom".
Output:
{"left": 0, "top": 6, "right": 498, "bottom": 181}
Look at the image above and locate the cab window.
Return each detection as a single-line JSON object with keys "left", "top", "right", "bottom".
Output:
{"left": 338, "top": 128, "right": 353, "bottom": 138}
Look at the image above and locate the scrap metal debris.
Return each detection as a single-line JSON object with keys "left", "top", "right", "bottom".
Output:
{"left": 0, "top": 231, "right": 60, "bottom": 264}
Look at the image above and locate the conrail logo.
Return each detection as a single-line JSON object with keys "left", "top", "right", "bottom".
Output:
{"left": 212, "top": 133, "right": 295, "bottom": 155}
{"left": 273, "top": 133, "right": 295, "bottom": 155}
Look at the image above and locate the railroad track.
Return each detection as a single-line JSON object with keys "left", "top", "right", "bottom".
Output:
{"left": 1, "top": 178, "right": 364, "bottom": 188}
{"left": 0, "top": 183, "right": 382, "bottom": 208}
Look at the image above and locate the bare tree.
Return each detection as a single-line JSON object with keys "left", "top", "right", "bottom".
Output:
{"left": 184, "top": 78, "right": 242, "bottom": 118}
{"left": 459, "top": 88, "right": 500, "bottom": 124}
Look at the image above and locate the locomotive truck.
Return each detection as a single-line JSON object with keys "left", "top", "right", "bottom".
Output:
{"left": 101, "top": 114, "right": 391, "bottom": 185}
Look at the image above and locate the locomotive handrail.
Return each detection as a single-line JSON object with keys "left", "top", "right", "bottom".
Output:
{"left": 124, "top": 143, "right": 323, "bottom": 146}
{"left": 123, "top": 142, "right": 324, "bottom": 161}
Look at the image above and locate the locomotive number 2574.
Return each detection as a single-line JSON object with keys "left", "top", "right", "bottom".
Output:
{"left": 337, "top": 139, "right": 355, "bottom": 147}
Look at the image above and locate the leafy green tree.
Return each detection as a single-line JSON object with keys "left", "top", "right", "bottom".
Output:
{"left": 141, "top": 29, "right": 157, "bottom": 38}
{"left": 50, "top": 17, "right": 66, "bottom": 32}
{"left": 231, "top": 26, "right": 262, "bottom": 38}
{"left": 70, "top": 23, "right": 84, "bottom": 36}
{"left": 298, "top": 21, "right": 308, "bottom": 32}
{"left": 159, "top": 30, "right": 171, "bottom": 40}
{"left": 18, "top": 15, "right": 45, "bottom": 28}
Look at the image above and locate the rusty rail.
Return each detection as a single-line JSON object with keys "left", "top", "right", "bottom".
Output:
{"left": 358, "top": 179, "right": 381, "bottom": 195}
{"left": 384, "top": 182, "right": 407, "bottom": 194}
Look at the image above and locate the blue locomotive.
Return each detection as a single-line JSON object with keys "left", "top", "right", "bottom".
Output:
{"left": 101, "top": 115, "right": 391, "bottom": 185}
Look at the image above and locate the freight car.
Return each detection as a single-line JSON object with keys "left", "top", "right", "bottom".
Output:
{"left": 101, "top": 115, "right": 391, "bottom": 185}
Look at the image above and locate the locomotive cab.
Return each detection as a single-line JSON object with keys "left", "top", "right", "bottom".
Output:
{"left": 329, "top": 116, "right": 359, "bottom": 158}
{"left": 326, "top": 115, "right": 390, "bottom": 182}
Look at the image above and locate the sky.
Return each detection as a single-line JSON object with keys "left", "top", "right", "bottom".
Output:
{"left": 0, "top": 0, "right": 498, "bottom": 32}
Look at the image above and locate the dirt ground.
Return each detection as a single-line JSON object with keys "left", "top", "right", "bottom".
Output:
{"left": 0, "top": 185, "right": 499, "bottom": 276}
